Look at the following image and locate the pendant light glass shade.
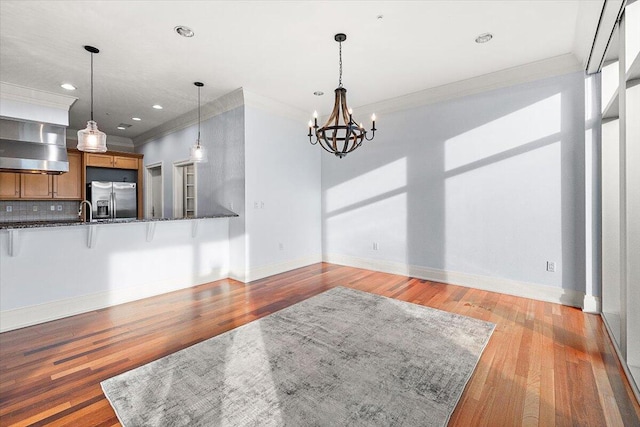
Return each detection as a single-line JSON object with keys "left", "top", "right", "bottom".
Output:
{"left": 189, "top": 81, "right": 208, "bottom": 163}
{"left": 189, "top": 143, "right": 208, "bottom": 163}
{"left": 77, "top": 45, "right": 107, "bottom": 153}
{"left": 77, "top": 120, "right": 107, "bottom": 152}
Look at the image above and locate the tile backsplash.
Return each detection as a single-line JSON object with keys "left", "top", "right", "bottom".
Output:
{"left": 0, "top": 200, "right": 80, "bottom": 223}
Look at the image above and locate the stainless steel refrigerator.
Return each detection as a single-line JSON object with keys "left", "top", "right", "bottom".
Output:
{"left": 87, "top": 181, "right": 137, "bottom": 220}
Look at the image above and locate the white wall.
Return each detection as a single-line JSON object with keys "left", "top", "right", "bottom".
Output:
{"left": 243, "top": 95, "right": 322, "bottom": 281}
{"left": 137, "top": 106, "right": 245, "bottom": 219}
{"left": 322, "top": 71, "right": 588, "bottom": 305}
{"left": 136, "top": 89, "right": 322, "bottom": 283}
{"left": 0, "top": 219, "right": 230, "bottom": 331}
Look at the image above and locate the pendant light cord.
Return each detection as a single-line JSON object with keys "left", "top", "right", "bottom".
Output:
{"left": 90, "top": 52, "right": 94, "bottom": 121}
{"left": 197, "top": 86, "right": 201, "bottom": 146}
{"left": 338, "top": 40, "right": 343, "bottom": 88}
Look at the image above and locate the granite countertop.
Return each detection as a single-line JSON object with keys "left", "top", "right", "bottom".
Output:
{"left": 0, "top": 212, "right": 238, "bottom": 230}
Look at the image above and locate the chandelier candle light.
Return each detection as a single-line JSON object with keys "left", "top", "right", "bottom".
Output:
{"left": 77, "top": 45, "right": 107, "bottom": 153}
{"left": 189, "top": 81, "right": 208, "bottom": 163}
{"left": 308, "top": 33, "right": 376, "bottom": 158}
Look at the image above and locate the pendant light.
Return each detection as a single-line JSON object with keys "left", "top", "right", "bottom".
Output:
{"left": 189, "top": 82, "right": 208, "bottom": 163}
{"left": 77, "top": 45, "right": 107, "bottom": 153}
{"left": 308, "top": 33, "right": 377, "bottom": 158}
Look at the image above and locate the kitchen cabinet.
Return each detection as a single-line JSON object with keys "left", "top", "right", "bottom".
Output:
{"left": 1, "top": 150, "right": 82, "bottom": 200}
{"left": 20, "top": 174, "right": 52, "bottom": 199}
{"left": 86, "top": 153, "right": 138, "bottom": 170}
{"left": 54, "top": 151, "right": 82, "bottom": 199}
{"left": 0, "top": 172, "right": 21, "bottom": 199}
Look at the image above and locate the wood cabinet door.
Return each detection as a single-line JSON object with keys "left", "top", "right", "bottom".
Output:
{"left": 113, "top": 156, "right": 138, "bottom": 170}
{"left": 0, "top": 172, "right": 21, "bottom": 199}
{"left": 86, "top": 154, "right": 113, "bottom": 168}
{"left": 21, "top": 174, "right": 52, "bottom": 199}
{"left": 53, "top": 152, "right": 82, "bottom": 199}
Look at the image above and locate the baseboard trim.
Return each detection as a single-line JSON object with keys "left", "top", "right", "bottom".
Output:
{"left": 323, "top": 253, "right": 585, "bottom": 309}
{"left": 0, "top": 270, "right": 226, "bottom": 333}
{"left": 245, "top": 254, "right": 323, "bottom": 283}
{"left": 601, "top": 314, "right": 640, "bottom": 404}
{"left": 582, "top": 295, "right": 602, "bottom": 314}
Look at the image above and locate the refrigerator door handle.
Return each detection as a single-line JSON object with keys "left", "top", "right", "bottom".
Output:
{"left": 112, "top": 191, "right": 117, "bottom": 219}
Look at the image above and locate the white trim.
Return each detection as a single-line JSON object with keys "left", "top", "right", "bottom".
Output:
{"left": 585, "top": 0, "right": 625, "bottom": 74}
{"left": 135, "top": 54, "right": 582, "bottom": 147}
{"left": 243, "top": 89, "right": 309, "bottom": 122}
{"left": 0, "top": 269, "right": 227, "bottom": 333}
{"left": 244, "top": 254, "right": 323, "bottom": 283}
{"left": 172, "top": 160, "right": 196, "bottom": 218}
{"left": 144, "top": 162, "right": 163, "bottom": 219}
{"left": 134, "top": 88, "right": 244, "bottom": 147}
{"left": 350, "top": 54, "right": 583, "bottom": 118}
{"left": 601, "top": 313, "right": 640, "bottom": 404}
{"left": 0, "top": 81, "right": 78, "bottom": 110}
{"left": 323, "top": 253, "right": 585, "bottom": 308}
{"left": 582, "top": 295, "right": 602, "bottom": 314}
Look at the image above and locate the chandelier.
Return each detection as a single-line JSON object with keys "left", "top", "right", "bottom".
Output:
{"left": 308, "top": 33, "right": 376, "bottom": 158}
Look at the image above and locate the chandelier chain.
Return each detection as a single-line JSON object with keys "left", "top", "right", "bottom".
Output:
{"left": 338, "top": 40, "right": 343, "bottom": 88}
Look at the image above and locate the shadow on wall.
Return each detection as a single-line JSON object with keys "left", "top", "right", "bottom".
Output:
{"left": 322, "top": 72, "right": 586, "bottom": 296}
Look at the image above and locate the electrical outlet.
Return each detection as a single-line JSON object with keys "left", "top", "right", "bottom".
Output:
{"left": 373, "top": 242, "right": 379, "bottom": 250}
{"left": 57, "top": 205, "right": 63, "bottom": 211}
{"left": 50, "top": 205, "right": 55, "bottom": 211}
{"left": 546, "top": 261, "right": 556, "bottom": 273}
{"left": 5, "top": 206, "right": 12, "bottom": 212}
{"left": 254, "top": 202, "right": 259, "bottom": 209}
{"left": 32, "top": 205, "right": 38, "bottom": 212}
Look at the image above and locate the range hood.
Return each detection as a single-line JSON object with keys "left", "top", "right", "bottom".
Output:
{"left": 0, "top": 117, "right": 69, "bottom": 174}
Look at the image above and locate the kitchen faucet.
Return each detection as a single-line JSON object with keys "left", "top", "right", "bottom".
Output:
{"left": 78, "top": 200, "right": 93, "bottom": 223}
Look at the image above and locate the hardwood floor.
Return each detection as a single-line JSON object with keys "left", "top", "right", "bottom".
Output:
{"left": 1, "top": 263, "right": 639, "bottom": 426}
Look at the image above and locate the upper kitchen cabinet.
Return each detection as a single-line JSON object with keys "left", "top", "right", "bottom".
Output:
{"left": 15, "top": 150, "right": 83, "bottom": 200}
{"left": 0, "top": 172, "right": 20, "bottom": 199}
{"left": 85, "top": 152, "right": 140, "bottom": 170}
{"left": 20, "top": 174, "right": 51, "bottom": 199}
{"left": 53, "top": 151, "right": 82, "bottom": 199}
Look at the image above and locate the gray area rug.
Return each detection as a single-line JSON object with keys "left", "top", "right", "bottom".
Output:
{"left": 101, "top": 286, "right": 495, "bottom": 426}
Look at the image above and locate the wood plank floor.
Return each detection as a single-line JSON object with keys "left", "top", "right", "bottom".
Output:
{"left": 1, "top": 263, "right": 639, "bottom": 426}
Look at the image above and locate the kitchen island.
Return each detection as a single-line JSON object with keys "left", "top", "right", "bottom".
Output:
{"left": 0, "top": 213, "right": 237, "bottom": 332}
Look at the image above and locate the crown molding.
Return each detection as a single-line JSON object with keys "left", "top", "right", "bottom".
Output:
{"left": 0, "top": 81, "right": 77, "bottom": 110}
{"left": 133, "top": 88, "right": 244, "bottom": 147}
{"left": 134, "top": 54, "right": 582, "bottom": 146}
{"left": 351, "top": 53, "right": 583, "bottom": 117}
{"left": 243, "top": 89, "right": 309, "bottom": 122}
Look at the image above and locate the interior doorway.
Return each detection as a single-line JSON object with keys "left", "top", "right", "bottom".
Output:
{"left": 145, "top": 163, "right": 163, "bottom": 219}
{"left": 173, "top": 161, "right": 197, "bottom": 218}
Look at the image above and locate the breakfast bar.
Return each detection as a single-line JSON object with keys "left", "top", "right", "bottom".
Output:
{"left": 0, "top": 213, "right": 237, "bottom": 332}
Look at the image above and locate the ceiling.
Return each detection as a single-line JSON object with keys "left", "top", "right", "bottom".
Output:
{"left": 0, "top": 1, "right": 602, "bottom": 142}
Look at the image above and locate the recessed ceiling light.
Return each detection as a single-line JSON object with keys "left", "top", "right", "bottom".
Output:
{"left": 314, "top": 91, "right": 324, "bottom": 96}
{"left": 152, "top": 104, "right": 163, "bottom": 110}
{"left": 60, "top": 83, "right": 76, "bottom": 90}
{"left": 117, "top": 126, "right": 126, "bottom": 130}
{"left": 475, "top": 33, "right": 493, "bottom": 43}
{"left": 174, "top": 25, "right": 194, "bottom": 38}
{"left": 132, "top": 117, "right": 142, "bottom": 121}
{"left": 117, "top": 123, "right": 132, "bottom": 130}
